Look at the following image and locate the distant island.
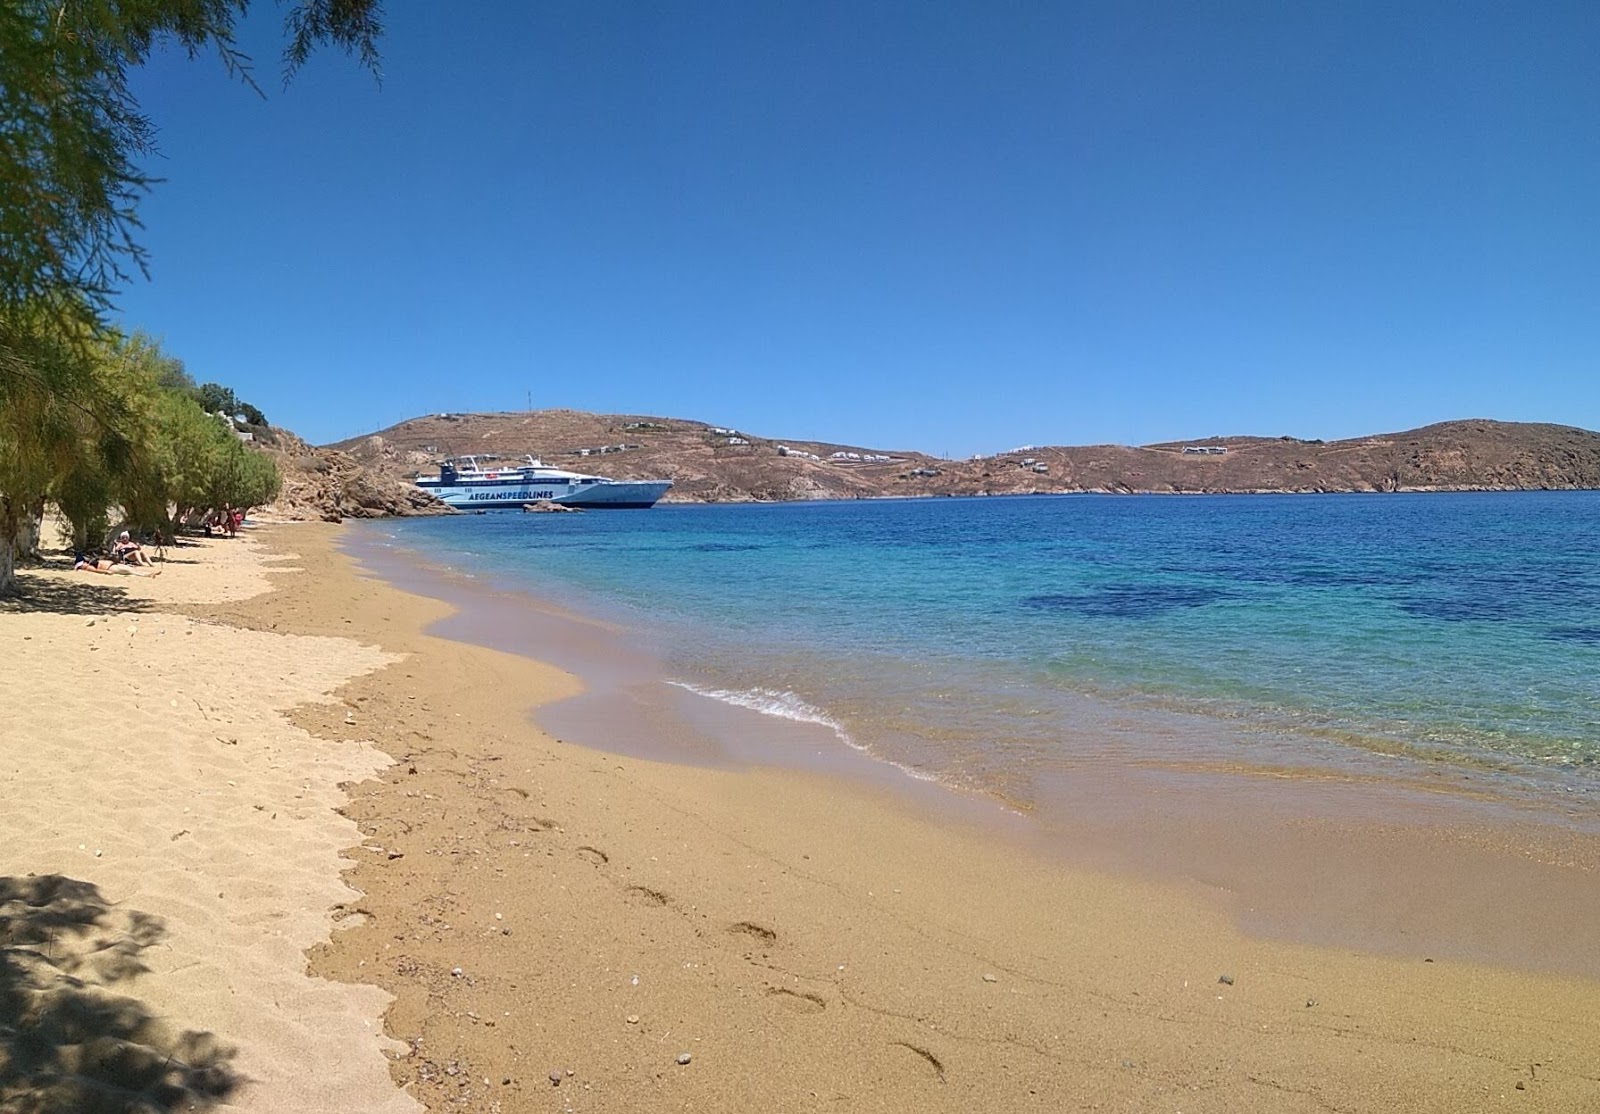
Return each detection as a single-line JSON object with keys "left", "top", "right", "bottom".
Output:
{"left": 261, "top": 412, "right": 1600, "bottom": 519}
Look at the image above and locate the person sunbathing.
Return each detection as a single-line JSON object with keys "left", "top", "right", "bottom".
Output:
{"left": 111, "top": 530, "right": 155, "bottom": 567}
{"left": 75, "top": 555, "right": 161, "bottom": 577}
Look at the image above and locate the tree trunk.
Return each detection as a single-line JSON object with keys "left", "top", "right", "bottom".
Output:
{"left": 0, "top": 502, "right": 19, "bottom": 596}
{"left": 15, "top": 497, "right": 43, "bottom": 561}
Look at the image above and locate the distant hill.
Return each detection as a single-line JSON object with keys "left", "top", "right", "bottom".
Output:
{"left": 315, "top": 412, "right": 1600, "bottom": 509}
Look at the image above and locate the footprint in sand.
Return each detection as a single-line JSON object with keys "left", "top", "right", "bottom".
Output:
{"left": 575, "top": 845, "right": 608, "bottom": 865}
{"left": 727, "top": 920, "right": 777, "bottom": 944}
{"left": 765, "top": 987, "right": 826, "bottom": 1013}
{"left": 624, "top": 884, "right": 671, "bottom": 908}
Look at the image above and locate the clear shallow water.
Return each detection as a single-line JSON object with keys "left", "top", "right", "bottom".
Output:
{"left": 376, "top": 493, "right": 1600, "bottom": 803}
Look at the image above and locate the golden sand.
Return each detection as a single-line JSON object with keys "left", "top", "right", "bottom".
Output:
{"left": 4, "top": 523, "right": 1598, "bottom": 1112}
{"left": 1, "top": 534, "right": 416, "bottom": 1113}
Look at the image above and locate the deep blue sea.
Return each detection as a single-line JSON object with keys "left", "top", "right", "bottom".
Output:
{"left": 373, "top": 493, "right": 1600, "bottom": 804}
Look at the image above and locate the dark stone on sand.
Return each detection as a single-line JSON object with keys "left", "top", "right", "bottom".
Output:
{"left": 1218, "top": 974, "right": 1234, "bottom": 985}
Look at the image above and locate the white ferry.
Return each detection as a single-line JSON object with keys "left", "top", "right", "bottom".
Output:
{"left": 415, "top": 455, "right": 673, "bottom": 509}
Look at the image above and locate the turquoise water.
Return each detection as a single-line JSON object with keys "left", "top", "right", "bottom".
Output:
{"left": 377, "top": 492, "right": 1600, "bottom": 800}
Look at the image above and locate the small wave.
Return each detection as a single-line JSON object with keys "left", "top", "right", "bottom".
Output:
{"left": 665, "top": 681, "right": 943, "bottom": 784}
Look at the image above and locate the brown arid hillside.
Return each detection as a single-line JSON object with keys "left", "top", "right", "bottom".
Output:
{"left": 312, "top": 411, "right": 1600, "bottom": 512}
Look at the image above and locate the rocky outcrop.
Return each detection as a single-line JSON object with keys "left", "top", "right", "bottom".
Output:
{"left": 261, "top": 429, "right": 452, "bottom": 522}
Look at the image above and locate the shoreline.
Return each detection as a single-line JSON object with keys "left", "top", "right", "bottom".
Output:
{"left": 8, "top": 522, "right": 1598, "bottom": 1110}
{"left": 345, "top": 520, "right": 1600, "bottom": 981}
{"left": 654, "top": 486, "right": 1600, "bottom": 505}
{"left": 272, "top": 523, "right": 1600, "bottom": 1110}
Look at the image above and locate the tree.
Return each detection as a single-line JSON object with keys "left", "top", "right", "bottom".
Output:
{"left": 1, "top": 1, "right": 367, "bottom": 589}
{"left": 0, "top": 0, "right": 382, "bottom": 319}
{"left": 52, "top": 332, "right": 185, "bottom": 550}
{"left": 0, "top": 321, "right": 282, "bottom": 590}
{"left": 194, "top": 382, "right": 240, "bottom": 417}
{"left": 0, "top": 300, "right": 134, "bottom": 587}
{"left": 152, "top": 354, "right": 195, "bottom": 394}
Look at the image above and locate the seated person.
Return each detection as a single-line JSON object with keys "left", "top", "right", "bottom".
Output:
{"left": 75, "top": 554, "right": 161, "bottom": 577}
{"left": 111, "top": 530, "right": 154, "bottom": 566}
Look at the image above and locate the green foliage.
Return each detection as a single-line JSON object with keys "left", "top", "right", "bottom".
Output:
{"left": 0, "top": 318, "right": 281, "bottom": 585}
{"left": 0, "top": 298, "right": 135, "bottom": 576}
{"left": 193, "top": 380, "right": 267, "bottom": 427}
{"left": 194, "top": 381, "right": 239, "bottom": 417}
{"left": 0, "top": 0, "right": 382, "bottom": 316}
{"left": 0, "top": 0, "right": 365, "bottom": 587}
{"left": 152, "top": 354, "right": 195, "bottom": 393}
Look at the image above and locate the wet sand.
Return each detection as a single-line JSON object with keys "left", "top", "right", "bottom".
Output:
{"left": 203, "top": 523, "right": 1600, "bottom": 1112}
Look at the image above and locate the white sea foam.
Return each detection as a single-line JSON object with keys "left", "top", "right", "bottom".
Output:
{"left": 665, "top": 681, "right": 943, "bottom": 784}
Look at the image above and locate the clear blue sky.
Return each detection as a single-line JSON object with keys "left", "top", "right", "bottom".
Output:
{"left": 117, "top": 0, "right": 1599, "bottom": 452}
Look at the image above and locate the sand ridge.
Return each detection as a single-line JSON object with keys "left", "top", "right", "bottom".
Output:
{"left": 0, "top": 532, "right": 419, "bottom": 1113}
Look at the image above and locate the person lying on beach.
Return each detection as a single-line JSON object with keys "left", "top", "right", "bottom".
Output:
{"left": 75, "top": 556, "right": 161, "bottom": 577}
{"left": 111, "top": 531, "right": 155, "bottom": 567}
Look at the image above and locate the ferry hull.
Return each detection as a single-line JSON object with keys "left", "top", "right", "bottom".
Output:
{"left": 416, "top": 478, "right": 672, "bottom": 509}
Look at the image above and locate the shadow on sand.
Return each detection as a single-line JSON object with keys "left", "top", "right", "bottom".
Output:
{"left": 0, "top": 875, "right": 240, "bottom": 1112}
{"left": 0, "top": 573, "right": 149, "bottom": 617}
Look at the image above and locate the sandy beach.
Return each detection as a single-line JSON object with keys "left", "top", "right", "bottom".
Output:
{"left": 4, "top": 523, "right": 1599, "bottom": 1113}
{"left": 0, "top": 532, "right": 416, "bottom": 1113}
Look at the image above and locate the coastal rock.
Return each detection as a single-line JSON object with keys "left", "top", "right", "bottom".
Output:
{"left": 260, "top": 427, "right": 453, "bottom": 522}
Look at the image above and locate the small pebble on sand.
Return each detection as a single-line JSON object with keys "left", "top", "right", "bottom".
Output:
{"left": 676, "top": 1053, "right": 692, "bottom": 1066}
{"left": 626, "top": 1015, "right": 640, "bottom": 1024}
{"left": 1218, "top": 974, "right": 1234, "bottom": 985}
{"left": 982, "top": 973, "right": 998, "bottom": 983}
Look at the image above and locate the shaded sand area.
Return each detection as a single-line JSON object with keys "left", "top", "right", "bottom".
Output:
{"left": 195, "top": 525, "right": 1600, "bottom": 1113}
{"left": 0, "top": 534, "right": 417, "bottom": 1113}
